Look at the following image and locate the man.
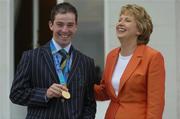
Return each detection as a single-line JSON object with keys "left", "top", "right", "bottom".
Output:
{"left": 10, "top": 2, "right": 96, "bottom": 119}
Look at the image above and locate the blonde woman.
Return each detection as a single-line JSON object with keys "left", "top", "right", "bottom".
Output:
{"left": 94, "top": 4, "right": 165, "bottom": 119}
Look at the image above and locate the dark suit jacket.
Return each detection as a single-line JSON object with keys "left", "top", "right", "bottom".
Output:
{"left": 10, "top": 42, "right": 96, "bottom": 119}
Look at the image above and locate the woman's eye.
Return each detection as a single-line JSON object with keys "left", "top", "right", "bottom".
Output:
{"left": 125, "top": 19, "right": 131, "bottom": 22}
{"left": 118, "top": 18, "right": 122, "bottom": 22}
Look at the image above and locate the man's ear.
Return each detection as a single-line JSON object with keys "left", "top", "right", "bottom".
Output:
{"left": 49, "top": 21, "right": 53, "bottom": 31}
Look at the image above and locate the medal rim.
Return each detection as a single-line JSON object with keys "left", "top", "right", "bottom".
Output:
{"left": 62, "top": 90, "right": 70, "bottom": 99}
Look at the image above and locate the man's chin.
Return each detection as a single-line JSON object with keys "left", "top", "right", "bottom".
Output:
{"left": 60, "top": 42, "right": 70, "bottom": 47}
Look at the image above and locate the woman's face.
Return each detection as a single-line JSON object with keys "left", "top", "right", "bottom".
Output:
{"left": 116, "top": 13, "right": 141, "bottom": 41}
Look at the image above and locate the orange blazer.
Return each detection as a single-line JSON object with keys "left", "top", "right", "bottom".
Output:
{"left": 94, "top": 45, "right": 165, "bottom": 119}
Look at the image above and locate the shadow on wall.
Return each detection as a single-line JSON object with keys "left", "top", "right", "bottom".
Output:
{"left": 95, "top": 65, "right": 102, "bottom": 84}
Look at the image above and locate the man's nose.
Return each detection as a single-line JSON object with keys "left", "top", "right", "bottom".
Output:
{"left": 61, "top": 26, "right": 68, "bottom": 32}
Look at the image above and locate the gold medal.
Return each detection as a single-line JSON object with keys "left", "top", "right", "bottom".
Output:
{"left": 61, "top": 90, "right": 71, "bottom": 99}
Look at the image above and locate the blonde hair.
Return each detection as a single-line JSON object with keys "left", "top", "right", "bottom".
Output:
{"left": 120, "top": 4, "right": 153, "bottom": 45}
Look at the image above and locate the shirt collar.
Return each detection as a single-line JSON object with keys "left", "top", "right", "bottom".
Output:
{"left": 52, "top": 38, "right": 71, "bottom": 54}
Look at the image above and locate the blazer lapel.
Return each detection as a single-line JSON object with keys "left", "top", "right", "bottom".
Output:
{"left": 67, "top": 47, "right": 80, "bottom": 85}
{"left": 118, "top": 45, "right": 145, "bottom": 93}
{"left": 108, "top": 48, "right": 120, "bottom": 98}
{"left": 41, "top": 42, "right": 59, "bottom": 83}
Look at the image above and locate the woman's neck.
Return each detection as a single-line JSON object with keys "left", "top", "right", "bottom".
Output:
{"left": 120, "top": 39, "right": 137, "bottom": 56}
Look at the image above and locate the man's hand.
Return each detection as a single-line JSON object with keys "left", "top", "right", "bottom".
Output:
{"left": 46, "top": 83, "right": 68, "bottom": 99}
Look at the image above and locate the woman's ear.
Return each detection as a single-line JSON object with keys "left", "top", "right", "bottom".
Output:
{"left": 136, "top": 30, "right": 141, "bottom": 36}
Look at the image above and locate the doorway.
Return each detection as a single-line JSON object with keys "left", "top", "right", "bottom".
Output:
{"left": 14, "top": 0, "right": 56, "bottom": 69}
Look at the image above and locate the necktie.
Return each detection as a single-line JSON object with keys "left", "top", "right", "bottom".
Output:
{"left": 59, "top": 49, "right": 69, "bottom": 70}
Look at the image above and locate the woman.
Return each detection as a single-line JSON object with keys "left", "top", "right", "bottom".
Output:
{"left": 94, "top": 4, "right": 165, "bottom": 119}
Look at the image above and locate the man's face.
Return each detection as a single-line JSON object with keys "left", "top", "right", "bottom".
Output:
{"left": 49, "top": 13, "right": 77, "bottom": 48}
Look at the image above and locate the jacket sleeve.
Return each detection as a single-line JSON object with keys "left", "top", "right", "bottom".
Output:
{"left": 147, "top": 52, "right": 165, "bottom": 119}
{"left": 9, "top": 51, "right": 48, "bottom": 107}
{"left": 94, "top": 54, "right": 110, "bottom": 101}
{"left": 94, "top": 72, "right": 110, "bottom": 101}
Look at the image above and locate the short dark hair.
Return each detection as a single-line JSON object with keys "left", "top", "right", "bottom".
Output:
{"left": 50, "top": 2, "right": 78, "bottom": 23}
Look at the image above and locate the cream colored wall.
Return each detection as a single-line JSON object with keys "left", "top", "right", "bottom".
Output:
{"left": 103, "top": 0, "right": 177, "bottom": 119}
{"left": 176, "top": 0, "right": 180, "bottom": 118}
{"left": 0, "top": 0, "right": 13, "bottom": 118}
{"left": 0, "top": 0, "right": 27, "bottom": 119}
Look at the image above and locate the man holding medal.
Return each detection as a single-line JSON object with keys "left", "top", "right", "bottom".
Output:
{"left": 10, "top": 2, "right": 96, "bottom": 119}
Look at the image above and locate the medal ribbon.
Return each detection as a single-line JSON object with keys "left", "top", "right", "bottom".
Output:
{"left": 50, "top": 41, "right": 72, "bottom": 85}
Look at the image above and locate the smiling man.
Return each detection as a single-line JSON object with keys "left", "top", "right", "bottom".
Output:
{"left": 10, "top": 2, "right": 96, "bottom": 119}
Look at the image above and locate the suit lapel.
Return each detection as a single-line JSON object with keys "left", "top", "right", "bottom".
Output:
{"left": 118, "top": 45, "right": 145, "bottom": 94}
{"left": 41, "top": 44, "right": 80, "bottom": 85}
{"left": 67, "top": 47, "right": 80, "bottom": 85}
{"left": 41, "top": 42, "right": 59, "bottom": 83}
